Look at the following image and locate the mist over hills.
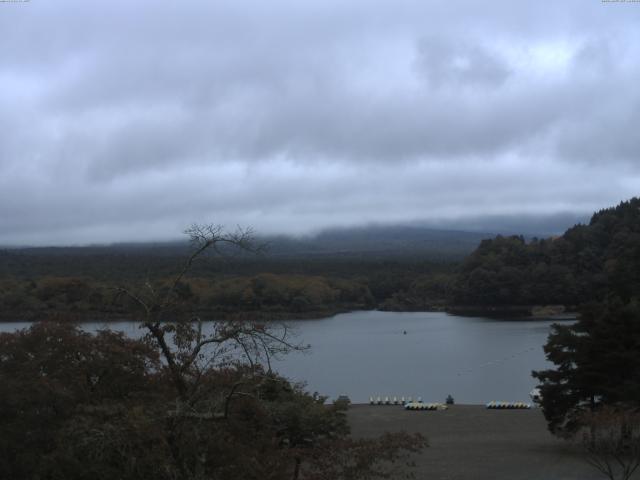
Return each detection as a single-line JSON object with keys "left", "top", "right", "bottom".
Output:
{"left": 421, "top": 212, "right": 590, "bottom": 238}
{"left": 3, "top": 226, "right": 488, "bottom": 261}
{"left": 1, "top": 210, "right": 588, "bottom": 261}
{"left": 2, "top": 211, "right": 588, "bottom": 258}
{"left": 273, "top": 211, "right": 589, "bottom": 257}
{"left": 265, "top": 226, "right": 492, "bottom": 258}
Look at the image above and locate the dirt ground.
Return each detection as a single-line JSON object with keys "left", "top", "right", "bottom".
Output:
{"left": 347, "top": 404, "right": 628, "bottom": 480}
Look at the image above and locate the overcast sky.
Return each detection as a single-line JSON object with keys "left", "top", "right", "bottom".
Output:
{"left": 1, "top": 0, "right": 639, "bottom": 245}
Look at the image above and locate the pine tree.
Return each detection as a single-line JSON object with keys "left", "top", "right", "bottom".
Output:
{"left": 533, "top": 299, "right": 640, "bottom": 435}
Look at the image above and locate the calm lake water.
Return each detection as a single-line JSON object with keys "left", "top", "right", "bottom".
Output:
{"left": 0, "top": 311, "right": 568, "bottom": 404}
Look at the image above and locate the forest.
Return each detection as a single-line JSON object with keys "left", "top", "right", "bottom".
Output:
{"left": 0, "top": 229, "right": 461, "bottom": 320}
{"left": 2, "top": 198, "right": 640, "bottom": 320}
{"left": 452, "top": 197, "right": 640, "bottom": 311}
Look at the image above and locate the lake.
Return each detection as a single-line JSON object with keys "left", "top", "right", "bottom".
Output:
{"left": 0, "top": 311, "right": 567, "bottom": 404}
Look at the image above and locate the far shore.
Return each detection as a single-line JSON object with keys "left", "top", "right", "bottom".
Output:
{"left": 0, "top": 305, "right": 578, "bottom": 323}
{"left": 0, "top": 307, "right": 352, "bottom": 323}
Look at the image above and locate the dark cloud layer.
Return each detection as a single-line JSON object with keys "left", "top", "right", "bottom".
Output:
{"left": 0, "top": 0, "right": 639, "bottom": 245}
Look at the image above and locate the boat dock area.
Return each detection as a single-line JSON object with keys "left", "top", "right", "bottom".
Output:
{"left": 347, "top": 404, "right": 607, "bottom": 480}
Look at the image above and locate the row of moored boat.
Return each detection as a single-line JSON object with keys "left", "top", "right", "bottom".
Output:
{"left": 485, "top": 401, "right": 531, "bottom": 409}
{"left": 369, "top": 396, "right": 422, "bottom": 405}
{"left": 368, "top": 396, "right": 532, "bottom": 410}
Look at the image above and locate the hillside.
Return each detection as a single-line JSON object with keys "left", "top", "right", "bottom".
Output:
{"left": 0, "top": 226, "right": 492, "bottom": 320}
{"left": 451, "top": 197, "right": 640, "bottom": 310}
{"left": 0, "top": 226, "right": 494, "bottom": 279}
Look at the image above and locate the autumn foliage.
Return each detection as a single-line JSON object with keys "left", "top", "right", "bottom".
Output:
{"left": 0, "top": 321, "right": 425, "bottom": 480}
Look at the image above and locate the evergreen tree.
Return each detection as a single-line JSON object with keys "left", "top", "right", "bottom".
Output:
{"left": 452, "top": 197, "right": 640, "bottom": 308}
{"left": 533, "top": 299, "right": 640, "bottom": 435}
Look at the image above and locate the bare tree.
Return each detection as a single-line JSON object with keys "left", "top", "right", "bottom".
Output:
{"left": 109, "top": 225, "right": 425, "bottom": 480}
{"left": 114, "top": 224, "right": 305, "bottom": 404}
{"left": 579, "top": 406, "right": 640, "bottom": 480}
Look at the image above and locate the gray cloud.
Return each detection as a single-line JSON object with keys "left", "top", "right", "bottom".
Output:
{"left": 0, "top": 0, "right": 639, "bottom": 245}
{"left": 416, "top": 37, "right": 511, "bottom": 88}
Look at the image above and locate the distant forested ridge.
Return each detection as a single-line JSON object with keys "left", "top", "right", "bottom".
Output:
{"left": 3, "top": 202, "right": 636, "bottom": 320}
{"left": 451, "top": 198, "right": 640, "bottom": 310}
{"left": 0, "top": 227, "right": 477, "bottom": 320}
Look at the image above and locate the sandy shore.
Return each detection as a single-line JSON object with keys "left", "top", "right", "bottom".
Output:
{"left": 347, "top": 404, "right": 620, "bottom": 480}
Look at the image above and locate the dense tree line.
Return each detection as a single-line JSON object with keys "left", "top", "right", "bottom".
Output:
{"left": 0, "top": 242, "right": 463, "bottom": 282}
{"left": 452, "top": 198, "right": 640, "bottom": 308}
{"left": 0, "top": 274, "right": 375, "bottom": 320}
{"left": 0, "top": 257, "right": 455, "bottom": 320}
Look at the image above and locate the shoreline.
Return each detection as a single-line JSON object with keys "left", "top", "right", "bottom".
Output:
{"left": 0, "top": 306, "right": 577, "bottom": 323}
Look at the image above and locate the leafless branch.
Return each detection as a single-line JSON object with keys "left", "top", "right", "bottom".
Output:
{"left": 580, "top": 406, "right": 640, "bottom": 480}
{"left": 113, "top": 287, "right": 151, "bottom": 315}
